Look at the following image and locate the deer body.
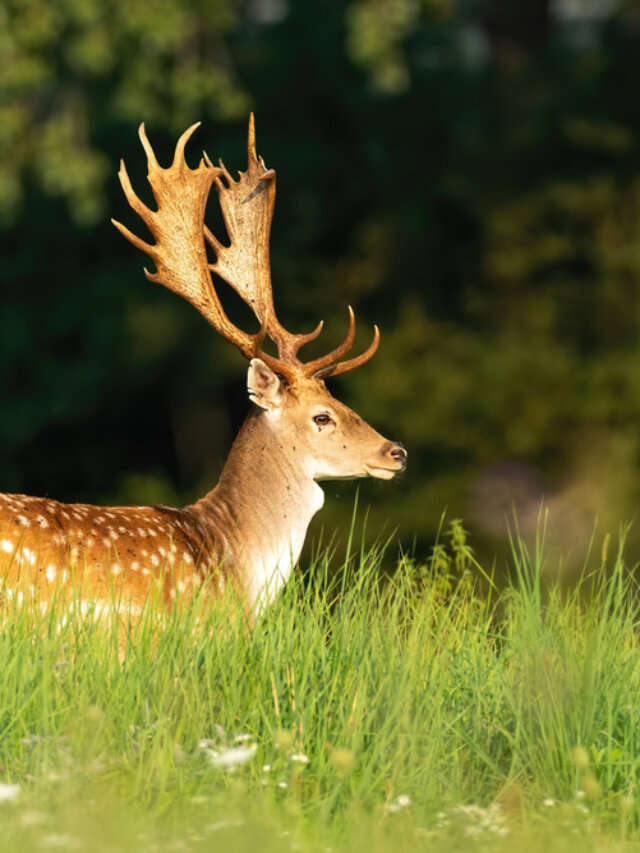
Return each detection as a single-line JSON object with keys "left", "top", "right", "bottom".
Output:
{"left": 0, "top": 119, "right": 406, "bottom": 612}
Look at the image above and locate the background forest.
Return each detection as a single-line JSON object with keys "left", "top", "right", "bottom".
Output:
{"left": 2, "top": 0, "right": 638, "bottom": 568}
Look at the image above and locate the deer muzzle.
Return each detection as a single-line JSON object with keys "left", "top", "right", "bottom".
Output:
{"left": 364, "top": 441, "right": 408, "bottom": 480}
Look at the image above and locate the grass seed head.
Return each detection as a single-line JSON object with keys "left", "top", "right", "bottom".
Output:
{"left": 330, "top": 748, "right": 355, "bottom": 774}
{"left": 571, "top": 746, "right": 589, "bottom": 770}
{"left": 582, "top": 774, "right": 602, "bottom": 800}
{"left": 274, "top": 729, "right": 294, "bottom": 752}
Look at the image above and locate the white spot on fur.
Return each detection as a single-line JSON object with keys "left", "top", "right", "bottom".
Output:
{"left": 151, "top": 554, "right": 159, "bottom": 566}
{"left": 45, "top": 565, "right": 56, "bottom": 582}
{"left": 1, "top": 540, "right": 14, "bottom": 553}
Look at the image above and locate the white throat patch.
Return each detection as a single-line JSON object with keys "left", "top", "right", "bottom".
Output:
{"left": 248, "top": 482, "right": 324, "bottom": 612}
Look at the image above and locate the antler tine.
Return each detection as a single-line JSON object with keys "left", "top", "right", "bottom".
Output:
{"left": 248, "top": 112, "right": 257, "bottom": 162}
{"left": 111, "top": 215, "right": 154, "bottom": 256}
{"left": 173, "top": 122, "right": 202, "bottom": 168}
{"left": 321, "top": 325, "right": 380, "bottom": 378}
{"left": 114, "top": 158, "right": 154, "bottom": 222}
{"left": 111, "top": 158, "right": 156, "bottom": 253}
{"left": 138, "top": 123, "right": 160, "bottom": 170}
{"left": 268, "top": 320, "right": 325, "bottom": 363}
{"left": 294, "top": 320, "right": 324, "bottom": 351}
{"left": 302, "top": 307, "right": 356, "bottom": 376}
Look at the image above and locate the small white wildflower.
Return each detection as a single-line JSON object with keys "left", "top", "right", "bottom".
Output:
{"left": 262, "top": 764, "right": 272, "bottom": 772}
{"left": 278, "top": 781, "right": 288, "bottom": 789}
{"left": 207, "top": 744, "right": 257, "bottom": 770}
{"left": 233, "top": 733, "right": 252, "bottom": 743}
{"left": 0, "top": 783, "right": 20, "bottom": 803}
{"left": 289, "top": 753, "right": 309, "bottom": 764}
{"left": 543, "top": 798, "right": 555, "bottom": 807}
{"left": 385, "top": 794, "right": 412, "bottom": 813}
{"left": 452, "top": 803, "right": 509, "bottom": 838}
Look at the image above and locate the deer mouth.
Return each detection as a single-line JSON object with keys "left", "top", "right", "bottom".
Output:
{"left": 364, "top": 464, "right": 399, "bottom": 480}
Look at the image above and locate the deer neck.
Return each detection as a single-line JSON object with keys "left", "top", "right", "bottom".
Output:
{"left": 193, "top": 408, "right": 324, "bottom": 610}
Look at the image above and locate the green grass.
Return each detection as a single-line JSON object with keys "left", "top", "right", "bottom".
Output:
{"left": 1, "top": 517, "right": 640, "bottom": 851}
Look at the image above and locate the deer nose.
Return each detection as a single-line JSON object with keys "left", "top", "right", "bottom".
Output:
{"left": 387, "top": 442, "right": 407, "bottom": 468}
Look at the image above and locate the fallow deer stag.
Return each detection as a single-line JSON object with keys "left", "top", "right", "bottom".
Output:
{"left": 0, "top": 116, "right": 406, "bottom": 613}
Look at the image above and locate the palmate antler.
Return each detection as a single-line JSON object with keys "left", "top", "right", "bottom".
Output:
{"left": 111, "top": 115, "right": 379, "bottom": 382}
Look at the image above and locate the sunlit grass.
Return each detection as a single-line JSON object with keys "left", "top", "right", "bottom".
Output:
{"left": 0, "top": 517, "right": 639, "bottom": 851}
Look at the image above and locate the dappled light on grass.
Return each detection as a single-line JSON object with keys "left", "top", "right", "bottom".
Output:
{"left": 0, "top": 520, "right": 639, "bottom": 850}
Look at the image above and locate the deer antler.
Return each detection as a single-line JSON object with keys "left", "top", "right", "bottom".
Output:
{"left": 112, "top": 116, "right": 378, "bottom": 382}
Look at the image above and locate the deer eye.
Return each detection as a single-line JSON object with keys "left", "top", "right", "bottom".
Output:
{"left": 313, "top": 413, "right": 333, "bottom": 427}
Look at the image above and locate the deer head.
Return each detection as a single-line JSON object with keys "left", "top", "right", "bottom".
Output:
{"left": 112, "top": 116, "right": 407, "bottom": 490}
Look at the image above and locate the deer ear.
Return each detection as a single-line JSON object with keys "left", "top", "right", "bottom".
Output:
{"left": 247, "top": 358, "right": 283, "bottom": 411}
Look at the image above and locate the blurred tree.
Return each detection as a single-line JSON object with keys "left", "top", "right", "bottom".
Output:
{"left": 0, "top": 0, "right": 249, "bottom": 223}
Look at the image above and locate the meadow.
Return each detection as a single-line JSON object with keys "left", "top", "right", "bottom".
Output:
{"left": 1, "top": 515, "right": 640, "bottom": 851}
